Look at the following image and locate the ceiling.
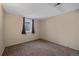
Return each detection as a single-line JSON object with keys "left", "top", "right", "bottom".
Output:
{"left": 2, "top": 3, "right": 79, "bottom": 19}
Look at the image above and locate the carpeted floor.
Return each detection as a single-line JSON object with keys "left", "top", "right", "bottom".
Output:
{"left": 2, "top": 39, "right": 79, "bottom": 56}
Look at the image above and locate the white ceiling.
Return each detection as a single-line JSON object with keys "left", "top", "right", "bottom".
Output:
{"left": 3, "top": 3, "right": 79, "bottom": 19}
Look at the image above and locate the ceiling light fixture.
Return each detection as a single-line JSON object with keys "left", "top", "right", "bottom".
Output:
{"left": 48, "top": 3, "right": 61, "bottom": 7}
{"left": 48, "top": 3, "right": 64, "bottom": 12}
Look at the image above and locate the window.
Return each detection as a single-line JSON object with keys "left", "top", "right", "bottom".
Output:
{"left": 25, "top": 18, "right": 32, "bottom": 32}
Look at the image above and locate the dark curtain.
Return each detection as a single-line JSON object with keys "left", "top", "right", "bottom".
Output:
{"left": 22, "top": 17, "right": 26, "bottom": 34}
{"left": 32, "top": 19, "right": 35, "bottom": 33}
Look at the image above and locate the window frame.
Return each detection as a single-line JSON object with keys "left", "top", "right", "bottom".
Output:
{"left": 25, "top": 18, "right": 32, "bottom": 33}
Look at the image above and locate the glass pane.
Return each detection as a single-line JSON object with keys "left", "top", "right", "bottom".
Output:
{"left": 25, "top": 22, "right": 31, "bottom": 31}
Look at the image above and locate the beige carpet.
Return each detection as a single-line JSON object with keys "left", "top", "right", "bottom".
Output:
{"left": 2, "top": 39, "right": 79, "bottom": 56}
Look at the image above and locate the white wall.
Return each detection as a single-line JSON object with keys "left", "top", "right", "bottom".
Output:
{"left": 39, "top": 10, "right": 79, "bottom": 50}
{"left": 4, "top": 13, "right": 40, "bottom": 47}
{"left": 0, "top": 4, "right": 5, "bottom": 55}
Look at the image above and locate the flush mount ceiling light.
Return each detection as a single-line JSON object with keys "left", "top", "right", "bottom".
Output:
{"left": 48, "top": 3, "right": 61, "bottom": 7}
{"left": 48, "top": 3, "right": 64, "bottom": 12}
{"left": 54, "top": 3, "right": 61, "bottom": 7}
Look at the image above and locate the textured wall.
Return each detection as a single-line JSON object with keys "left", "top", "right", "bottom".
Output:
{"left": 39, "top": 10, "right": 79, "bottom": 50}
{"left": 0, "top": 4, "right": 5, "bottom": 55}
{"left": 4, "top": 13, "right": 40, "bottom": 47}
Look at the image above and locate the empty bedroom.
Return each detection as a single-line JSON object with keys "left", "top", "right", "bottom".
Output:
{"left": 0, "top": 3, "right": 79, "bottom": 56}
